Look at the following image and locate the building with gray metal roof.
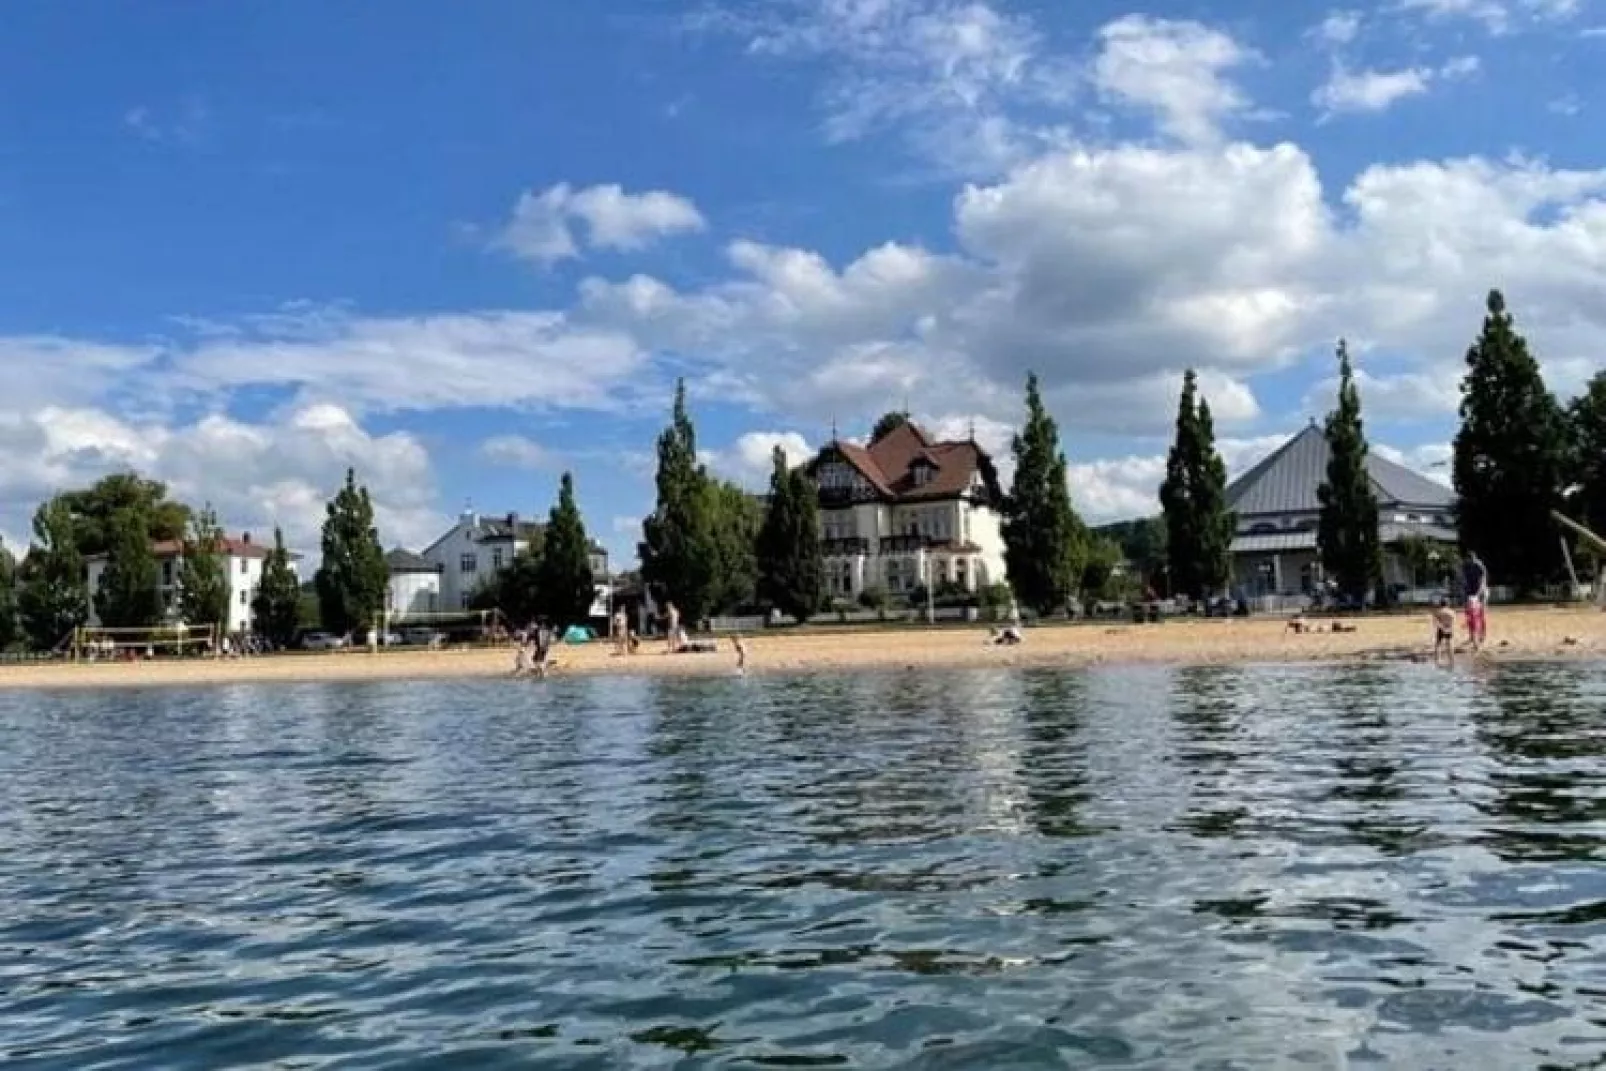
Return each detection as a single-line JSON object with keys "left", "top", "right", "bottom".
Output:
{"left": 1226, "top": 422, "right": 1457, "bottom": 600}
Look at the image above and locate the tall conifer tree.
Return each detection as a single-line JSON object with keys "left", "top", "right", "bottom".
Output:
{"left": 177, "top": 503, "right": 231, "bottom": 629}
{"left": 535, "top": 472, "right": 597, "bottom": 626}
{"left": 251, "top": 528, "right": 303, "bottom": 648}
{"left": 1452, "top": 290, "right": 1567, "bottom": 593}
{"left": 640, "top": 380, "right": 720, "bottom": 621}
{"left": 314, "top": 469, "right": 389, "bottom": 636}
{"left": 1002, "top": 372, "right": 1084, "bottom": 613}
{"left": 756, "top": 445, "right": 825, "bottom": 621}
{"left": 1159, "top": 370, "right": 1235, "bottom": 601}
{"left": 17, "top": 498, "right": 86, "bottom": 649}
{"left": 1317, "top": 340, "right": 1382, "bottom": 603}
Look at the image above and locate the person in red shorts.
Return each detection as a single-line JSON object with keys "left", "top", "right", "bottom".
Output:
{"left": 1461, "top": 551, "right": 1489, "bottom": 651}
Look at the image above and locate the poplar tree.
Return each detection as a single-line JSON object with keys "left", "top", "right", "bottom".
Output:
{"left": 756, "top": 445, "right": 825, "bottom": 621}
{"left": 250, "top": 528, "right": 303, "bottom": 647}
{"left": 0, "top": 538, "right": 18, "bottom": 651}
{"left": 640, "top": 379, "right": 720, "bottom": 621}
{"left": 1159, "top": 369, "right": 1235, "bottom": 601}
{"left": 535, "top": 472, "right": 596, "bottom": 627}
{"left": 1316, "top": 340, "right": 1382, "bottom": 603}
{"left": 1002, "top": 372, "right": 1084, "bottom": 613}
{"left": 95, "top": 504, "right": 164, "bottom": 628}
{"left": 16, "top": 498, "right": 86, "bottom": 649}
{"left": 314, "top": 468, "right": 389, "bottom": 636}
{"left": 1452, "top": 290, "right": 1567, "bottom": 594}
{"left": 177, "top": 503, "right": 231, "bottom": 628}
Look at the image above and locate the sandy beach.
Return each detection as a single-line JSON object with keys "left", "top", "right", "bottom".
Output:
{"left": 1, "top": 605, "right": 1602, "bottom": 691}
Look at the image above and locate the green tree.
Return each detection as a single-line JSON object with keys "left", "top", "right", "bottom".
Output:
{"left": 314, "top": 468, "right": 389, "bottom": 636}
{"left": 0, "top": 538, "right": 19, "bottom": 650}
{"left": 709, "top": 480, "right": 763, "bottom": 613}
{"left": 1316, "top": 340, "right": 1382, "bottom": 603}
{"left": 640, "top": 380, "right": 720, "bottom": 621}
{"left": 756, "top": 445, "right": 826, "bottom": 621}
{"left": 534, "top": 472, "right": 597, "bottom": 626}
{"left": 94, "top": 504, "right": 163, "bottom": 628}
{"left": 16, "top": 499, "right": 87, "bottom": 650}
{"left": 473, "top": 547, "right": 545, "bottom": 624}
{"left": 1002, "top": 372, "right": 1085, "bottom": 613}
{"left": 1159, "top": 369, "right": 1235, "bottom": 601}
{"left": 250, "top": 528, "right": 303, "bottom": 648}
{"left": 176, "top": 503, "right": 230, "bottom": 629}
{"left": 1566, "top": 370, "right": 1606, "bottom": 542}
{"left": 1079, "top": 535, "right": 1126, "bottom": 602}
{"left": 870, "top": 410, "right": 910, "bottom": 441}
{"left": 1451, "top": 290, "right": 1568, "bottom": 594}
{"left": 57, "top": 472, "right": 189, "bottom": 557}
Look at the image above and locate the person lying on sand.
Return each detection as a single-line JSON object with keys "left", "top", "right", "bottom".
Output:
{"left": 986, "top": 625, "right": 1023, "bottom": 646}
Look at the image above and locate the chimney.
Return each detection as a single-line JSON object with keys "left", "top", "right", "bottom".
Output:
{"left": 241, "top": 531, "right": 251, "bottom": 545}
{"left": 507, "top": 511, "right": 517, "bottom": 528}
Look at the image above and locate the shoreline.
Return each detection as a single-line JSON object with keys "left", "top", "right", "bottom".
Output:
{"left": 1, "top": 605, "right": 1602, "bottom": 691}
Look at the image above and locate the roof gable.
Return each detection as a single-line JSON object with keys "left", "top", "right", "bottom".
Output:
{"left": 1226, "top": 423, "right": 1454, "bottom": 516}
{"left": 814, "top": 420, "right": 993, "bottom": 502}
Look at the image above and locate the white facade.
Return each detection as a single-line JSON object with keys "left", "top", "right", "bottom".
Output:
{"left": 386, "top": 570, "right": 441, "bottom": 618}
{"left": 84, "top": 534, "right": 294, "bottom": 636}
{"left": 419, "top": 509, "right": 611, "bottom": 612}
{"left": 818, "top": 493, "right": 1007, "bottom": 599}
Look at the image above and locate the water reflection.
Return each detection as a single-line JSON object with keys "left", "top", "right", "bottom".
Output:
{"left": 3, "top": 661, "right": 1606, "bottom": 1067}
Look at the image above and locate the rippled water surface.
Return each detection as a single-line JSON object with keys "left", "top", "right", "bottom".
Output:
{"left": 5, "top": 662, "right": 1606, "bottom": 1068}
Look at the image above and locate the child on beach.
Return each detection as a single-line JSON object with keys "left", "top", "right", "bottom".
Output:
{"left": 1431, "top": 598, "right": 1456, "bottom": 662}
{"left": 732, "top": 634, "right": 747, "bottom": 675}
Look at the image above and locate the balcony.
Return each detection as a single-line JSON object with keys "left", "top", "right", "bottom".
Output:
{"left": 818, "top": 485, "right": 878, "bottom": 507}
{"left": 879, "top": 534, "right": 936, "bottom": 555}
{"left": 821, "top": 536, "right": 870, "bottom": 556}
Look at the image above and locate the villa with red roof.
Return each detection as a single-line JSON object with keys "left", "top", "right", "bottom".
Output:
{"left": 84, "top": 531, "right": 301, "bottom": 636}
{"left": 804, "top": 418, "right": 1009, "bottom": 600}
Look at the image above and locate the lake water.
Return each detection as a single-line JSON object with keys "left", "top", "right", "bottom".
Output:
{"left": 3, "top": 663, "right": 1606, "bottom": 1069}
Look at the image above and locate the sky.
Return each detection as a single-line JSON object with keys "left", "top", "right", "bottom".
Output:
{"left": 2, "top": 0, "right": 1604, "bottom": 569}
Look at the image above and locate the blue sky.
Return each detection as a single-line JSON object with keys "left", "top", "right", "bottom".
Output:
{"left": 2, "top": 0, "right": 1604, "bottom": 567}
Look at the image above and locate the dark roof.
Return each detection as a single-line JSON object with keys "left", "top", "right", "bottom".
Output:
{"left": 472, "top": 518, "right": 545, "bottom": 543}
{"left": 812, "top": 420, "right": 996, "bottom": 503}
{"left": 385, "top": 547, "right": 439, "bottom": 574}
{"left": 1226, "top": 423, "right": 1455, "bottom": 517}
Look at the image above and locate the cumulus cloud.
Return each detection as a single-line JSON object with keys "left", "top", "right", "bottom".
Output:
{"left": 0, "top": 402, "right": 445, "bottom": 566}
{"left": 492, "top": 182, "right": 706, "bottom": 265}
{"left": 1312, "top": 56, "right": 1478, "bottom": 117}
{"left": 1091, "top": 15, "right": 1260, "bottom": 145}
{"left": 701, "top": 430, "right": 815, "bottom": 489}
{"left": 480, "top": 434, "right": 557, "bottom": 470}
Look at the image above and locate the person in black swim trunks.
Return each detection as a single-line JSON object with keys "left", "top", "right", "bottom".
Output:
{"left": 1431, "top": 597, "right": 1456, "bottom": 663}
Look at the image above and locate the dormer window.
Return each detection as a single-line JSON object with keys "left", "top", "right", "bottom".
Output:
{"left": 912, "top": 460, "right": 935, "bottom": 487}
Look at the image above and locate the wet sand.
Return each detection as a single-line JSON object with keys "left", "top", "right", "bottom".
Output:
{"left": 2, "top": 605, "right": 1602, "bottom": 691}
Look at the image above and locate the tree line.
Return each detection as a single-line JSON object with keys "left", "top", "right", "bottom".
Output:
{"left": 1116, "top": 287, "right": 1606, "bottom": 604}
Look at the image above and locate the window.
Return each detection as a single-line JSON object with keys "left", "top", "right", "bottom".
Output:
{"left": 239, "top": 557, "right": 248, "bottom": 574}
{"left": 161, "top": 561, "right": 173, "bottom": 585}
{"left": 492, "top": 548, "right": 503, "bottom": 570}
{"left": 239, "top": 589, "right": 248, "bottom": 606}
{"left": 460, "top": 592, "right": 471, "bottom": 609}
{"left": 460, "top": 553, "right": 477, "bottom": 573}
{"left": 913, "top": 463, "right": 932, "bottom": 487}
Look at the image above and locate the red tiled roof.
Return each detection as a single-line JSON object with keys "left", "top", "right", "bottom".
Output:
{"left": 820, "top": 421, "right": 990, "bottom": 503}
{"left": 86, "top": 534, "right": 293, "bottom": 562}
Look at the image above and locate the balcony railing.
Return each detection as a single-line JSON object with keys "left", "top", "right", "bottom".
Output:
{"left": 879, "top": 534, "right": 937, "bottom": 554}
{"left": 821, "top": 537, "right": 870, "bottom": 556}
{"left": 818, "top": 485, "right": 879, "bottom": 506}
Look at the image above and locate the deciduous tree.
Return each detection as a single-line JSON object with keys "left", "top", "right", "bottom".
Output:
{"left": 16, "top": 499, "right": 86, "bottom": 650}
{"left": 57, "top": 473, "right": 188, "bottom": 557}
{"left": 1316, "top": 340, "right": 1382, "bottom": 603}
{"left": 1566, "top": 370, "right": 1606, "bottom": 543}
{"left": 94, "top": 504, "right": 164, "bottom": 628}
{"left": 1452, "top": 290, "right": 1568, "bottom": 594}
{"left": 0, "top": 538, "right": 18, "bottom": 651}
{"left": 177, "top": 503, "right": 231, "bottom": 629}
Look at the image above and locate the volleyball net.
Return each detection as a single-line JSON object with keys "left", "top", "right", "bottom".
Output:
{"left": 72, "top": 623, "right": 221, "bottom": 661}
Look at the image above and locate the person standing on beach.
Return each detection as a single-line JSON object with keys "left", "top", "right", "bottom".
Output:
{"left": 1462, "top": 551, "right": 1490, "bottom": 651}
{"left": 665, "top": 602, "right": 681, "bottom": 653}
{"left": 732, "top": 633, "right": 747, "bottom": 675}
{"left": 1431, "top": 598, "right": 1456, "bottom": 664}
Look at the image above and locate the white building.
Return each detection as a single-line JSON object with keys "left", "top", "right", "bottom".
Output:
{"left": 384, "top": 548, "right": 442, "bottom": 619}
{"left": 417, "top": 509, "right": 611, "bottom": 613}
{"left": 84, "top": 532, "right": 297, "bottom": 635}
{"left": 804, "top": 420, "right": 1009, "bottom": 599}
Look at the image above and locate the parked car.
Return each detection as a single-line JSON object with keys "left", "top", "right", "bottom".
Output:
{"left": 299, "top": 631, "right": 347, "bottom": 650}
{"left": 399, "top": 627, "right": 443, "bottom": 648}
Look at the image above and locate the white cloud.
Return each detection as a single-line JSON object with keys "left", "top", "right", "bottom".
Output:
{"left": 1300, "top": 367, "right": 1462, "bottom": 423}
{"left": 1312, "top": 11, "right": 1364, "bottom": 45}
{"left": 701, "top": 430, "right": 815, "bottom": 489}
{"left": 480, "top": 434, "right": 557, "bottom": 470}
{"left": 0, "top": 402, "right": 445, "bottom": 566}
{"left": 1395, "top": 0, "right": 1581, "bottom": 33}
{"left": 1311, "top": 55, "right": 1478, "bottom": 117}
{"left": 492, "top": 182, "right": 706, "bottom": 265}
{"left": 692, "top": 0, "right": 1076, "bottom": 175}
{"left": 1091, "top": 15, "right": 1259, "bottom": 145}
